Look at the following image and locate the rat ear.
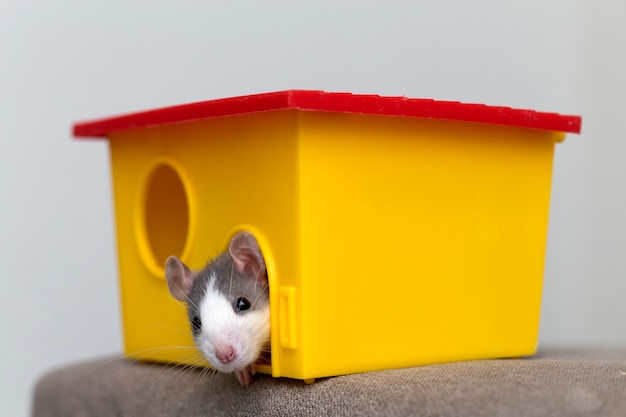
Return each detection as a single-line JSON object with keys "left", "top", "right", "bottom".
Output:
{"left": 165, "top": 256, "right": 196, "bottom": 302}
{"left": 229, "top": 232, "right": 267, "bottom": 283}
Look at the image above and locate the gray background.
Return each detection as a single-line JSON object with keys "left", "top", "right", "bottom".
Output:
{"left": 2, "top": 1, "right": 624, "bottom": 416}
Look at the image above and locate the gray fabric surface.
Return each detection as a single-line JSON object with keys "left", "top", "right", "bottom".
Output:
{"left": 32, "top": 350, "right": 626, "bottom": 417}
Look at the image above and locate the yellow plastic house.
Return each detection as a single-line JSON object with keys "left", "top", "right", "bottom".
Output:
{"left": 74, "top": 90, "right": 581, "bottom": 380}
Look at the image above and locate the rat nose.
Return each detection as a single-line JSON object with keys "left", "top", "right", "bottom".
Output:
{"left": 215, "top": 344, "right": 236, "bottom": 364}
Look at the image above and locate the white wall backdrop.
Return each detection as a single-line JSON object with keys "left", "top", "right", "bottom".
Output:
{"left": 2, "top": 1, "right": 625, "bottom": 415}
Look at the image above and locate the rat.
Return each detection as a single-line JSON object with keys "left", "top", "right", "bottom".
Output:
{"left": 164, "top": 231, "right": 270, "bottom": 386}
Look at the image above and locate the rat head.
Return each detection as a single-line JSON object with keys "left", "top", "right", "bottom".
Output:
{"left": 165, "top": 232, "right": 270, "bottom": 376}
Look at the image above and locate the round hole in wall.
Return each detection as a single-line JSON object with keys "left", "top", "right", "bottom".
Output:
{"left": 140, "top": 162, "right": 190, "bottom": 275}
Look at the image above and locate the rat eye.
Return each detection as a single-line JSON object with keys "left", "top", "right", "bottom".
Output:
{"left": 235, "top": 297, "right": 251, "bottom": 313}
{"left": 191, "top": 316, "right": 202, "bottom": 334}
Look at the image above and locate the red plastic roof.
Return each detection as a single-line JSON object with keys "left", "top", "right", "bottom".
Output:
{"left": 73, "top": 90, "right": 582, "bottom": 138}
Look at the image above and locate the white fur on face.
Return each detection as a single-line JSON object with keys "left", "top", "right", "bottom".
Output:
{"left": 195, "top": 273, "right": 270, "bottom": 374}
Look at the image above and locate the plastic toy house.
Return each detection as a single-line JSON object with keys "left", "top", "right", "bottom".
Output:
{"left": 74, "top": 90, "right": 581, "bottom": 381}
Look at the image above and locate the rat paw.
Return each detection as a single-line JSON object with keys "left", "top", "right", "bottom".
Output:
{"left": 234, "top": 363, "right": 257, "bottom": 386}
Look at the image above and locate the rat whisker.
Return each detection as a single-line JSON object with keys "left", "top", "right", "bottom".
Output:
{"left": 250, "top": 281, "right": 270, "bottom": 307}
{"left": 229, "top": 260, "right": 235, "bottom": 297}
{"left": 194, "top": 363, "right": 220, "bottom": 385}
{"left": 122, "top": 323, "right": 195, "bottom": 339}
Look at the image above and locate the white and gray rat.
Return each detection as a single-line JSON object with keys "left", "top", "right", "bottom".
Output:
{"left": 165, "top": 231, "right": 270, "bottom": 386}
